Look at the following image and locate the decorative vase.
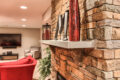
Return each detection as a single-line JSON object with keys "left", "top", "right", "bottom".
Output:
{"left": 69, "top": 0, "right": 80, "bottom": 41}
{"left": 42, "top": 23, "right": 51, "bottom": 40}
{"left": 63, "top": 10, "right": 69, "bottom": 41}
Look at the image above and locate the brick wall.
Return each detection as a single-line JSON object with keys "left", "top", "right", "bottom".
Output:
{"left": 50, "top": 47, "right": 119, "bottom": 80}
{"left": 51, "top": 0, "right": 69, "bottom": 40}
{"left": 50, "top": 0, "right": 120, "bottom": 80}
{"left": 51, "top": 0, "right": 120, "bottom": 41}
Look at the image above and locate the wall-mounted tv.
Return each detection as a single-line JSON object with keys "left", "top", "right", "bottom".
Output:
{"left": 0, "top": 34, "right": 21, "bottom": 48}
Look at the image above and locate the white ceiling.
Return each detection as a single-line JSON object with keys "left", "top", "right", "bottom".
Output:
{"left": 0, "top": 0, "right": 51, "bottom": 28}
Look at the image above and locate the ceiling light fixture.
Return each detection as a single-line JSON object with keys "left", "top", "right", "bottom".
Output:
{"left": 21, "top": 18, "right": 27, "bottom": 21}
{"left": 22, "top": 25, "right": 27, "bottom": 27}
{"left": 20, "top": 6, "right": 28, "bottom": 10}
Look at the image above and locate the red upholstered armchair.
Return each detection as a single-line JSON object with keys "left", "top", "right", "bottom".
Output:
{"left": 0, "top": 56, "right": 37, "bottom": 80}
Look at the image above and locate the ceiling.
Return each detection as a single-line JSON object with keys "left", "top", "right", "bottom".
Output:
{"left": 0, "top": 0, "right": 51, "bottom": 28}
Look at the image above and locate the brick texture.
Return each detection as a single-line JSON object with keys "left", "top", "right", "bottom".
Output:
{"left": 50, "top": 0, "right": 120, "bottom": 80}
{"left": 50, "top": 47, "right": 117, "bottom": 80}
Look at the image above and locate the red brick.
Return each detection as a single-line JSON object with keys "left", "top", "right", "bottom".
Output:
{"left": 104, "top": 60, "right": 115, "bottom": 71}
{"left": 87, "top": 8, "right": 98, "bottom": 16}
{"left": 64, "top": 73, "right": 75, "bottom": 80}
{"left": 101, "top": 71, "right": 113, "bottom": 79}
{"left": 60, "top": 60, "right": 67, "bottom": 72}
{"left": 70, "top": 49, "right": 83, "bottom": 64}
{"left": 55, "top": 48, "right": 60, "bottom": 57}
{"left": 113, "top": 13, "right": 120, "bottom": 20}
{"left": 67, "top": 61, "right": 78, "bottom": 69}
{"left": 102, "top": 11, "right": 113, "bottom": 19}
{"left": 55, "top": 56, "right": 59, "bottom": 61}
{"left": 90, "top": 49, "right": 103, "bottom": 58}
{"left": 103, "top": 49, "right": 114, "bottom": 59}
{"left": 71, "top": 67, "right": 84, "bottom": 80}
{"left": 60, "top": 54, "right": 67, "bottom": 60}
{"left": 84, "top": 48, "right": 94, "bottom": 54}
{"left": 99, "top": 0, "right": 113, "bottom": 4}
{"left": 97, "top": 59, "right": 105, "bottom": 70}
{"left": 116, "top": 78, "right": 120, "bottom": 80}
{"left": 59, "top": 70, "right": 66, "bottom": 79}
{"left": 115, "top": 60, "right": 120, "bottom": 70}
{"left": 54, "top": 64, "right": 60, "bottom": 71}
{"left": 82, "top": 56, "right": 92, "bottom": 66}
{"left": 112, "top": 28, "right": 120, "bottom": 40}
{"left": 92, "top": 11, "right": 113, "bottom": 21}
{"left": 91, "top": 57, "right": 97, "bottom": 67}
{"left": 63, "top": 50, "right": 70, "bottom": 57}
{"left": 86, "top": 66, "right": 102, "bottom": 77}
{"left": 114, "top": 70, "right": 120, "bottom": 77}
{"left": 96, "top": 76, "right": 103, "bottom": 80}
{"left": 79, "top": 67, "right": 96, "bottom": 79}
{"left": 67, "top": 65, "right": 72, "bottom": 72}
{"left": 113, "top": 0, "right": 120, "bottom": 5}
{"left": 87, "top": 22, "right": 96, "bottom": 28}
{"left": 84, "top": 75, "right": 94, "bottom": 80}
{"left": 97, "top": 59, "right": 115, "bottom": 71}
{"left": 115, "top": 49, "right": 120, "bottom": 59}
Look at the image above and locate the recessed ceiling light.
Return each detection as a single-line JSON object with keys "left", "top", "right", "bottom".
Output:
{"left": 21, "top": 18, "right": 27, "bottom": 21}
{"left": 20, "top": 6, "right": 28, "bottom": 10}
{"left": 22, "top": 25, "right": 27, "bottom": 27}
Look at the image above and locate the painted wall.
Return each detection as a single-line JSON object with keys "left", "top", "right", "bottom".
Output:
{"left": 42, "top": 6, "right": 51, "bottom": 24}
{"left": 41, "top": 6, "right": 51, "bottom": 58}
{"left": 0, "top": 28, "right": 40, "bottom": 58}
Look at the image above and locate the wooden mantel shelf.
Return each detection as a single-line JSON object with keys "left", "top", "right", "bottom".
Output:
{"left": 41, "top": 40, "right": 95, "bottom": 49}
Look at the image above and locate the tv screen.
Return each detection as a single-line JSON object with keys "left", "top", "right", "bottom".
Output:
{"left": 0, "top": 34, "right": 21, "bottom": 47}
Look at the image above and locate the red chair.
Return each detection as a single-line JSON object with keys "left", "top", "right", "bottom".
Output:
{"left": 0, "top": 56, "right": 37, "bottom": 80}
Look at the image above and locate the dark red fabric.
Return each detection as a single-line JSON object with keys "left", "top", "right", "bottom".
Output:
{"left": 0, "top": 56, "right": 37, "bottom": 80}
{"left": 0, "top": 58, "right": 29, "bottom": 66}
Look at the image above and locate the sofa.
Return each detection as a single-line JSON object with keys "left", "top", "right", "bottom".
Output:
{"left": 24, "top": 46, "right": 41, "bottom": 59}
{"left": 0, "top": 56, "right": 37, "bottom": 80}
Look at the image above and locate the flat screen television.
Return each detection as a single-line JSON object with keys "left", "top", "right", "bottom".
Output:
{"left": 0, "top": 34, "right": 21, "bottom": 48}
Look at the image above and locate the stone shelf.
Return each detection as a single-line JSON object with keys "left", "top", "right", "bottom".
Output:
{"left": 41, "top": 40, "right": 95, "bottom": 49}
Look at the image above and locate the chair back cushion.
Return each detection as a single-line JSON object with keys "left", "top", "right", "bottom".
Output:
{"left": 0, "top": 57, "right": 31, "bottom": 66}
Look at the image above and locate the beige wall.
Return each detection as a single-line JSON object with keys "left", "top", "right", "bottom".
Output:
{"left": 41, "top": 6, "right": 51, "bottom": 59}
{"left": 0, "top": 28, "right": 40, "bottom": 58}
{"left": 42, "top": 6, "right": 51, "bottom": 24}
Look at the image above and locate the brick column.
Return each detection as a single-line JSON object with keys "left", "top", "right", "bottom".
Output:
{"left": 94, "top": 0, "right": 120, "bottom": 80}
{"left": 51, "top": 0, "right": 120, "bottom": 80}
